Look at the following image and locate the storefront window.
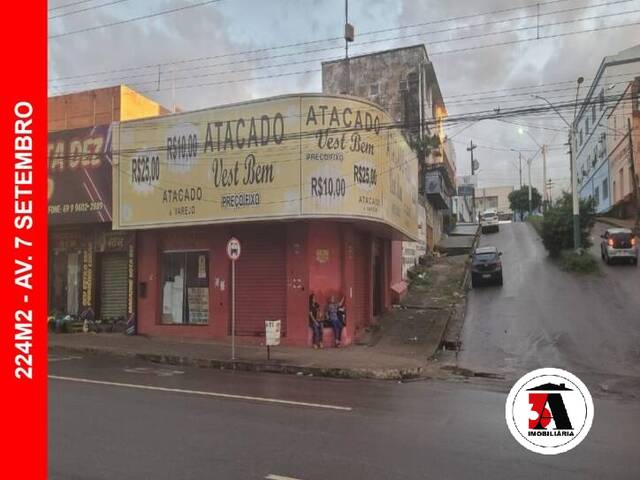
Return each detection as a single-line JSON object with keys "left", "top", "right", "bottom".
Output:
{"left": 161, "top": 251, "right": 209, "bottom": 324}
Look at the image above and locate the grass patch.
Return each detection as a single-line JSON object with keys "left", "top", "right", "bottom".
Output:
{"left": 407, "top": 265, "right": 432, "bottom": 288}
{"left": 527, "top": 215, "right": 543, "bottom": 236}
{"left": 558, "top": 249, "right": 600, "bottom": 274}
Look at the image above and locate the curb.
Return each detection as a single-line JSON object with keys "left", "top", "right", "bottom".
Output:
{"left": 48, "top": 345, "right": 426, "bottom": 381}
{"left": 439, "top": 225, "right": 478, "bottom": 352}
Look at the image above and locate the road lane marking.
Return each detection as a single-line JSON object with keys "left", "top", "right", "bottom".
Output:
{"left": 48, "top": 355, "right": 82, "bottom": 362}
{"left": 48, "top": 375, "right": 353, "bottom": 412}
{"left": 266, "top": 475, "right": 304, "bottom": 480}
{"left": 123, "top": 367, "right": 185, "bottom": 377}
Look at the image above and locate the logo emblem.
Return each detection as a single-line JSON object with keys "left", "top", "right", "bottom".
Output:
{"left": 505, "top": 368, "right": 594, "bottom": 455}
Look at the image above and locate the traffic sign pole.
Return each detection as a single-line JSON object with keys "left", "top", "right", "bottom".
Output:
{"left": 226, "top": 237, "right": 241, "bottom": 361}
{"left": 231, "top": 258, "right": 235, "bottom": 361}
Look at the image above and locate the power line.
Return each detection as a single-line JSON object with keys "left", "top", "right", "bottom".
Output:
{"left": 49, "top": 0, "right": 630, "bottom": 83}
{"left": 49, "top": 18, "right": 640, "bottom": 101}
{"left": 49, "top": 0, "right": 96, "bottom": 12}
{"left": 48, "top": 0, "right": 566, "bottom": 79}
{"left": 145, "top": 20, "right": 640, "bottom": 97}
{"left": 49, "top": 0, "right": 223, "bottom": 39}
{"left": 50, "top": 0, "right": 634, "bottom": 92}
{"left": 48, "top": 91, "right": 639, "bottom": 156}
{"left": 49, "top": 0, "right": 129, "bottom": 19}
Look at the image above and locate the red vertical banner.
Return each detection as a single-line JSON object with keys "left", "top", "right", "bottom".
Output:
{"left": 0, "top": 1, "right": 47, "bottom": 478}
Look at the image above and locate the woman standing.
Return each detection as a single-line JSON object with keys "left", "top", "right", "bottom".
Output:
{"left": 308, "top": 294, "right": 323, "bottom": 349}
{"left": 326, "top": 295, "right": 345, "bottom": 347}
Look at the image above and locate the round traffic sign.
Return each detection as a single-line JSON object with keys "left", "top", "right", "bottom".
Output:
{"left": 226, "top": 237, "right": 241, "bottom": 260}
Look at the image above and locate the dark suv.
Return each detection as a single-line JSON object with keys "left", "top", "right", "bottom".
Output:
{"left": 471, "top": 246, "right": 503, "bottom": 287}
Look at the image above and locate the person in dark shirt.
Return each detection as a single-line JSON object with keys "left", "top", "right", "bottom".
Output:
{"left": 308, "top": 293, "right": 323, "bottom": 349}
{"left": 326, "top": 295, "right": 345, "bottom": 347}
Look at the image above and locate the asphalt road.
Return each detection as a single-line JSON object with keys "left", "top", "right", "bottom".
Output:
{"left": 49, "top": 353, "right": 640, "bottom": 480}
{"left": 460, "top": 221, "right": 640, "bottom": 392}
{"left": 49, "top": 221, "right": 640, "bottom": 479}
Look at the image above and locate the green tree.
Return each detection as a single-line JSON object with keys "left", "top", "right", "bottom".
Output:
{"left": 410, "top": 133, "right": 441, "bottom": 162}
{"left": 540, "top": 192, "right": 596, "bottom": 257}
{"left": 508, "top": 186, "right": 542, "bottom": 216}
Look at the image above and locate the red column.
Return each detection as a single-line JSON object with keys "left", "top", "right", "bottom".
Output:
{"left": 341, "top": 224, "right": 355, "bottom": 344}
{"left": 210, "top": 226, "right": 230, "bottom": 339}
{"left": 285, "top": 222, "right": 309, "bottom": 345}
{"left": 136, "top": 230, "right": 159, "bottom": 334}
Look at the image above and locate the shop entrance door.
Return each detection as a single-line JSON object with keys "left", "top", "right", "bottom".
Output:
{"left": 50, "top": 252, "right": 68, "bottom": 314}
{"left": 66, "top": 252, "right": 80, "bottom": 315}
{"left": 98, "top": 252, "right": 128, "bottom": 320}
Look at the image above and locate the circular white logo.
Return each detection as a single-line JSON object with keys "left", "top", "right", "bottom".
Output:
{"left": 505, "top": 368, "right": 594, "bottom": 455}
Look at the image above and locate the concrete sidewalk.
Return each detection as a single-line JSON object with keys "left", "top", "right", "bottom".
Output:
{"left": 598, "top": 216, "right": 638, "bottom": 229}
{"left": 49, "top": 329, "right": 438, "bottom": 380}
{"left": 49, "top": 256, "right": 469, "bottom": 381}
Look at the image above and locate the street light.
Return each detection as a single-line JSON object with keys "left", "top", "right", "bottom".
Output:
{"left": 532, "top": 76, "right": 584, "bottom": 250}
{"left": 509, "top": 148, "right": 523, "bottom": 188}
{"left": 517, "top": 129, "right": 542, "bottom": 215}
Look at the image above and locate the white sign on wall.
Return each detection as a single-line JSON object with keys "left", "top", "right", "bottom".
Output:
{"left": 265, "top": 320, "right": 281, "bottom": 346}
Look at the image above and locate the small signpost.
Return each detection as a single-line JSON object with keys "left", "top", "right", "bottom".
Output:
{"left": 226, "top": 237, "right": 241, "bottom": 360}
{"left": 265, "top": 319, "right": 281, "bottom": 361}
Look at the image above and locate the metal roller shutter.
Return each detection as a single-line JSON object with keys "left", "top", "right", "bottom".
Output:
{"left": 100, "top": 252, "right": 128, "bottom": 320}
{"left": 352, "top": 232, "right": 370, "bottom": 327}
{"left": 233, "top": 226, "right": 287, "bottom": 336}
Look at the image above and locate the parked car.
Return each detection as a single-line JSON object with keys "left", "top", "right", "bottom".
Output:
{"left": 600, "top": 228, "right": 638, "bottom": 265}
{"left": 471, "top": 246, "right": 503, "bottom": 287}
{"left": 480, "top": 210, "right": 500, "bottom": 233}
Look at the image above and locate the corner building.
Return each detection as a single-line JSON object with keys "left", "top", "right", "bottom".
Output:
{"left": 113, "top": 94, "right": 419, "bottom": 346}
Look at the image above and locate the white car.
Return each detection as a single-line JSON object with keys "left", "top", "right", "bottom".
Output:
{"left": 600, "top": 228, "right": 638, "bottom": 266}
{"left": 480, "top": 210, "right": 500, "bottom": 233}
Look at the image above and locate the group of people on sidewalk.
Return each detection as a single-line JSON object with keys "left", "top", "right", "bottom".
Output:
{"left": 308, "top": 294, "right": 346, "bottom": 348}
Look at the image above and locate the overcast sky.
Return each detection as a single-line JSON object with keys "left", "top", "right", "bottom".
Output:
{"left": 48, "top": 0, "right": 640, "bottom": 195}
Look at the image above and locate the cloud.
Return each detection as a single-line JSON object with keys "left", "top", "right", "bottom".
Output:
{"left": 48, "top": 0, "right": 640, "bottom": 190}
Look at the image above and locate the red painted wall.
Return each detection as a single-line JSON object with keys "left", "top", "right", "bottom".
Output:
{"left": 136, "top": 225, "right": 229, "bottom": 340}
{"left": 307, "top": 222, "right": 343, "bottom": 307}
{"left": 135, "top": 220, "right": 395, "bottom": 347}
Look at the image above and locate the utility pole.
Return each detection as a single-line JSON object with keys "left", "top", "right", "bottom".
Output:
{"left": 628, "top": 117, "right": 640, "bottom": 233}
{"left": 542, "top": 144, "right": 548, "bottom": 211}
{"left": 571, "top": 78, "right": 584, "bottom": 250}
{"left": 343, "top": 0, "right": 354, "bottom": 95}
{"left": 518, "top": 151, "right": 523, "bottom": 188}
{"left": 345, "top": 0, "right": 349, "bottom": 60}
{"left": 528, "top": 157, "right": 533, "bottom": 214}
{"left": 467, "top": 141, "right": 477, "bottom": 221}
{"left": 570, "top": 126, "right": 580, "bottom": 249}
{"left": 533, "top": 77, "right": 583, "bottom": 249}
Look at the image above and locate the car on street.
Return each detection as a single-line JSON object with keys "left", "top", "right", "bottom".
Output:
{"left": 600, "top": 227, "right": 638, "bottom": 265}
{"left": 470, "top": 246, "right": 503, "bottom": 287}
{"left": 480, "top": 209, "right": 500, "bottom": 233}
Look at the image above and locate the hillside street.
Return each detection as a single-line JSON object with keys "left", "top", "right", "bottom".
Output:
{"left": 50, "top": 222, "right": 640, "bottom": 479}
